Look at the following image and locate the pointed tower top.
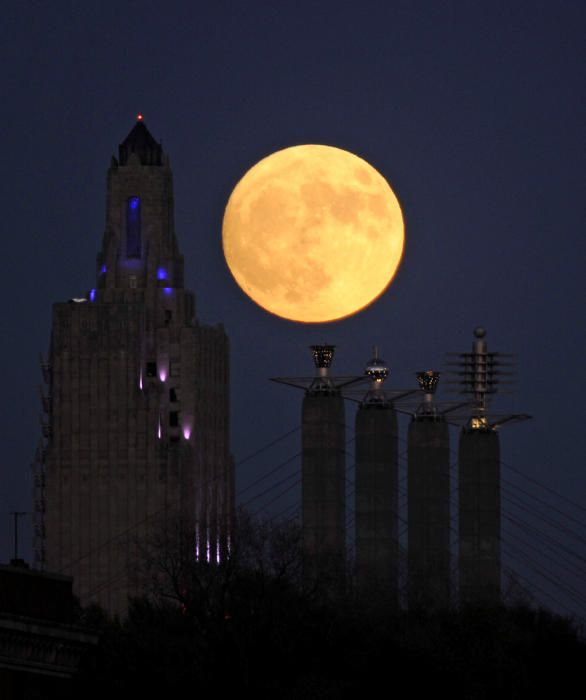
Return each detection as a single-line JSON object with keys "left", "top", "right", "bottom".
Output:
{"left": 118, "top": 118, "right": 163, "bottom": 166}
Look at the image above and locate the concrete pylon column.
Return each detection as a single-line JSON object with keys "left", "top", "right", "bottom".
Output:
{"left": 302, "top": 391, "right": 346, "bottom": 589}
{"left": 458, "top": 427, "right": 501, "bottom": 606}
{"left": 407, "top": 417, "right": 450, "bottom": 609}
{"left": 355, "top": 403, "right": 398, "bottom": 604}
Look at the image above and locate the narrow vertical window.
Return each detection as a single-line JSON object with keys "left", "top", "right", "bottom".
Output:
{"left": 126, "top": 196, "right": 141, "bottom": 258}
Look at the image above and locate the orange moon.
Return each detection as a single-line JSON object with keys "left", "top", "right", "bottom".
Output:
{"left": 222, "top": 144, "right": 404, "bottom": 323}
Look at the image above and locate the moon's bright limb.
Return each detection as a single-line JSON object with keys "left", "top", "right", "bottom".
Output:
{"left": 222, "top": 144, "right": 404, "bottom": 323}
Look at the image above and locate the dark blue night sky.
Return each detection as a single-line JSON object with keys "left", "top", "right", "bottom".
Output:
{"left": 1, "top": 2, "right": 584, "bottom": 617}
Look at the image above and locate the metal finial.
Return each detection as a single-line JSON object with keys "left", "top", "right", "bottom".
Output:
{"left": 310, "top": 345, "right": 335, "bottom": 369}
{"left": 416, "top": 370, "right": 440, "bottom": 394}
{"left": 365, "top": 350, "right": 389, "bottom": 385}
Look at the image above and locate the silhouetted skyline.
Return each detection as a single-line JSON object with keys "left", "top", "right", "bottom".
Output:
{"left": 1, "top": 2, "right": 584, "bottom": 618}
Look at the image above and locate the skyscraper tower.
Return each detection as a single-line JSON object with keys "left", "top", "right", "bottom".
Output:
{"left": 407, "top": 371, "right": 451, "bottom": 610}
{"left": 355, "top": 350, "right": 398, "bottom": 604}
{"left": 448, "top": 328, "right": 529, "bottom": 607}
{"left": 34, "top": 119, "right": 234, "bottom": 613}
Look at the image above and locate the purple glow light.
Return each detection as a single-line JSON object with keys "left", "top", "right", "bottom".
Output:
{"left": 163, "top": 287, "right": 173, "bottom": 296}
{"left": 100, "top": 264, "right": 107, "bottom": 274}
{"left": 183, "top": 425, "right": 191, "bottom": 440}
{"left": 206, "top": 532, "right": 211, "bottom": 563}
{"left": 120, "top": 259, "right": 142, "bottom": 269}
{"left": 159, "top": 369, "right": 167, "bottom": 382}
{"left": 216, "top": 537, "right": 221, "bottom": 565}
{"left": 157, "top": 416, "right": 162, "bottom": 440}
{"left": 89, "top": 289, "right": 96, "bottom": 302}
{"left": 157, "top": 267, "right": 167, "bottom": 280}
{"left": 139, "top": 368, "right": 143, "bottom": 390}
{"left": 195, "top": 524, "right": 200, "bottom": 561}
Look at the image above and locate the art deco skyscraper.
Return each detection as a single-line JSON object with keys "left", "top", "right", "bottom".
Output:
{"left": 34, "top": 119, "right": 234, "bottom": 614}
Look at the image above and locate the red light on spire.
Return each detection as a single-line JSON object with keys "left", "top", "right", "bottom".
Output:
{"left": 137, "top": 113, "right": 143, "bottom": 121}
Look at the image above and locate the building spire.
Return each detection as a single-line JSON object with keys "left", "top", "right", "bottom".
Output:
{"left": 118, "top": 117, "right": 163, "bottom": 166}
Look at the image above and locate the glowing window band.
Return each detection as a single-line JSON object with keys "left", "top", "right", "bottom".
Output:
{"left": 126, "top": 196, "right": 141, "bottom": 258}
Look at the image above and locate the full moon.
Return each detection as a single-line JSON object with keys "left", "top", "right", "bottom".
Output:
{"left": 222, "top": 144, "right": 404, "bottom": 323}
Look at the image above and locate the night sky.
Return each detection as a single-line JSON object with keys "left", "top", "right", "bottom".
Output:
{"left": 1, "top": 2, "right": 585, "bottom": 617}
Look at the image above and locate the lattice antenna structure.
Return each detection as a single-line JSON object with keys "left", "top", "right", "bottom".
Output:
{"left": 445, "top": 327, "right": 531, "bottom": 430}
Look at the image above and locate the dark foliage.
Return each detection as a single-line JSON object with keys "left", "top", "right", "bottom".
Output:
{"left": 73, "top": 512, "right": 586, "bottom": 699}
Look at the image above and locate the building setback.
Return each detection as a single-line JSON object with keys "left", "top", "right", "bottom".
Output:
{"left": 34, "top": 119, "right": 234, "bottom": 614}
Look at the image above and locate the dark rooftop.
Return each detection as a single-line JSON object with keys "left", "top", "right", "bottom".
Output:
{"left": 118, "top": 118, "right": 163, "bottom": 166}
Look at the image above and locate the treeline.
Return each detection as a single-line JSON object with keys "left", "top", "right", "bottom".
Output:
{"left": 71, "top": 510, "right": 585, "bottom": 698}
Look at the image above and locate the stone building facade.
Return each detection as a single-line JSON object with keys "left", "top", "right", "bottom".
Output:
{"left": 34, "top": 120, "right": 233, "bottom": 614}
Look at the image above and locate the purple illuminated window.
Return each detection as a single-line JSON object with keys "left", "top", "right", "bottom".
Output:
{"left": 157, "top": 267, "right": 168, "bottom": 280}
{"left": 126, "top": 196, "right": 141, "bottom": 258}
{"left": 89, "top": 289, "right": 96, "bottom": 302}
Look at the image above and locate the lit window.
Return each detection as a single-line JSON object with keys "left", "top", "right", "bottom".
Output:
{"left": 126, "top": 196, "right": 141, "bottom": 258}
